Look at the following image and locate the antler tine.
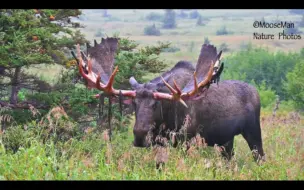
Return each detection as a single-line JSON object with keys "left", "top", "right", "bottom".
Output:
{"left": 197, "top": 60, "right": 215, "bottom": 88}
{"left": 161, "top": 76, "right": 177, "bottom": 95}
{"left": 153, "top": 53, "right": 217, "bottom": 108}
{"left": 173, "top": 79, "right": 182, "bottom": 95}
{"left": 87, "top": 55, "right": 92, "bottom": 74}
{"left": 190, "top": 71, "right": 199, "bottom": 96}
{"left": 75, "top": 43, "right": 136, "bottom": 98}
{"left": 105, "top": 66, "right": 119, "bottom": 92}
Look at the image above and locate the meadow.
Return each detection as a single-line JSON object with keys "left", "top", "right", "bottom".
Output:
{"left": 0, "top": 9, "right": 303, "bottom": 180}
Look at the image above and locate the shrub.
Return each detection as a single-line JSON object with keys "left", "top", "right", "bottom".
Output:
{"left": 162, "top": 46, "right": 181, "bottom": 53}
{"left": 144, "top": 24, "right": 161, "bottom": 36}
{"left": 162, "top": 10, "right": 177, "bottom": 29}
{"left": 204, "top": 37, "right": 210, "bottom": 45}
{"left": 196, "top": 15, "right": 205, "bottom": 26}
{"left": 189, "top": 10, "right": 200, "bottom": 19}
{"left": 216, "top": 26, "right": 230, "bottom": 35}
{"left": 219, "top": 43, "right": 229, "bottom": 52}
{"left": 253, "top": 80, "right": 277, "bottom": 108}
{"left": 146, "top": 12, "right": 164, "bottom": 22}
{"left": 223, "top": 46, "right": 302, "bottom": 100}
{"left": 283, "top": 60, "right": 304, "bottom": 111}
{"left": 95, "top": 29, "right": 105, "bottom": 37}
{"left": 188, "top": 41, "right": 195, "bottom": 52}
{"left": 177, "top": 10, "right": 188, "bottom": 19}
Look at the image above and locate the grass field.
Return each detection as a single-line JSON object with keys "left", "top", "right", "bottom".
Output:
{"left": 0, "top": 110, "right": 303, "bottom": 180}
{"left": 1, "top": 9, "right": 304, "bottom": 180}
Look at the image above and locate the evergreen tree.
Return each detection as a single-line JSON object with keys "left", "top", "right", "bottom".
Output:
{"left": 162, "top": 9, "right": 177, "bottom": 29}
{"left": 0, "top": 9, "right": 87, "bottom": 106}
{"left": 196, "top": 15, "right": 204, "bottom": 26}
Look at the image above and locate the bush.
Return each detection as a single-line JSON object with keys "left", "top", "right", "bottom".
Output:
{"left": 253, "top": 80, "right": 277, "bottom": 108}
{"left": 196, "top": 15, "right": 205, "bottom": 26}
{"left": 2, "top": 125, "right": 33, "bottom": 153}
{"left": 162, "top": 10, "right": 177, "bottom": 29}
{"left": 177, "top": 10, "right": 188, "bottom": 19}
{"left": 283, "top": 60, "right": 304, "bottom": 111}
{"left": 94, "top": 29, "right": 105, "bottom": 37}
{"left": 162, "top": 46, "right": 181, "bottom": 53}
{"left": 219, "top": 43, "right": 229, "bottom": 52}
{"left": 189, "top": 10, "right": 200, "bottom": 19}
{"left": 146, "top": 12, "right": 164, "bottom": 22}
{"left": 204, "top": 37, "right": 210, "bottom": 45}
{"left": 144, "top": 24, "right": 161, "bottom": 36}
{"left": 216, "top": 26, "right": 230, "bottom": 35}
{"left": 188, "top": 41, "right": 195, "bottom": 52}
{"left": 222, "top": 46, "right": 302, "bottom": 100}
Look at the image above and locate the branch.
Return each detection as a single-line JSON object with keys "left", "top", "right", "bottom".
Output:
{"left": 0, "top": 100, "right": 50, "bottom": 109}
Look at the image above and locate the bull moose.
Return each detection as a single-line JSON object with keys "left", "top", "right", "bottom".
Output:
{"left": 73, "top": 37, "right": 265, "bottom": 163}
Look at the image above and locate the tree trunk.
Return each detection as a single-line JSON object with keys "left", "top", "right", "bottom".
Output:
{"left": 9, "top": 67, "right": 21, "bottom": 104}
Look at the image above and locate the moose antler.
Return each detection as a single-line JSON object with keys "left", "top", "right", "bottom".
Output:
{"left": 76, "top": 44, "right": 136, "bottom": 98}
{"left": 74, "top": 40, "right": 222, "bottom": 108}
{"left": 152, "top": 61, "right": 215, "bottom": 108}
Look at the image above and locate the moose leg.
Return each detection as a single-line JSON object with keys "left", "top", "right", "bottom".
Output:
{"left": 241, "top": 125, "right": 265, "bottom": 163}
{"left": 221, "top": 138, "right": 235, "bottom": 161}
{"left": 108, "top": 95, "right": 112, "bottom": 141}
{"left": 98, "top": 93, "right": 105, "bottom": 128}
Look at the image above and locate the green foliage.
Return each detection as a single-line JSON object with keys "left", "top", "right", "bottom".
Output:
{"left": 216, "top": 26, "right": 231, "bottom": 36}
{"left": 162, "top": 46, "right": 181, "bottom": 53}
{"left": 219, "top": 42, "right": 229, "bottom": 52}
{"left": 0, "top": 114, "right": 303, "bottom": 180}
{"left": 17, "top": 89, "right": 26, "bottom": 101}
{"left": 188, "top": 41, "right": 195, "bottom": 52}
{"left": 189, "top": 10, "right": 200, "bottom": 19}
{"left": 196, "top": 15, "right": 205, "bottom": 26}
{"left": 102, "top": 37, "right": 168, "bottom": 87}
{"left": 283, "top": 60, "right": 304, "bottom": 110}
{"left": 204, "top": 37, "right": 210, "bottom": 45}
{"left": 143, "top": 24, "right": 161, "bottom": 36}
{"left": 253, "top": 80, "right": 276, "bottom": 108}
{"left": 2, "top": 125, "right": 33, "bottom": 153}
{"left": 145, "top": 12, "right": 164, "bottom": 22}
{"left": 223, "top": 47, "right": 302, "bottom": 100}
{"left": 0, "top": 9, "right": 87, "bottom": 68}
{"left": 162, "top": 10, "right": 177, "bottom": 29}
{"left": 177, "top": 10, "right": 188, "bottom": 19}
{"left": 94, "top": 28, "right": 105, "bottom": 37}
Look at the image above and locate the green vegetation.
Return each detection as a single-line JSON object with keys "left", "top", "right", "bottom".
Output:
{"left": 145, "top": 12, "right": 163, "bottom": 22}
{"left": 0, "top": 9, "right": 303, "bottom": 180}
{"left": 196, "top": 15, "right": 204, "bottom": 26}
{"left": 216, "top": 26, "right": 231, "bottom": 36}
{"left": 162, "top": 10, "right": 177, "bottom": 29}
{"left": 144, "top": 24, "right": 161, "bottom": 36}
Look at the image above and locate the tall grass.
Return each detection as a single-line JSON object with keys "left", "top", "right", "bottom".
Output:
{"left": 0, "top": 107, "right": 303, "bottom": 180}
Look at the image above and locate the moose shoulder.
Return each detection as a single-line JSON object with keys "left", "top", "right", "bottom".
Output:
{"left": 73, "top": 39, "right": 265, "bottom": 163}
